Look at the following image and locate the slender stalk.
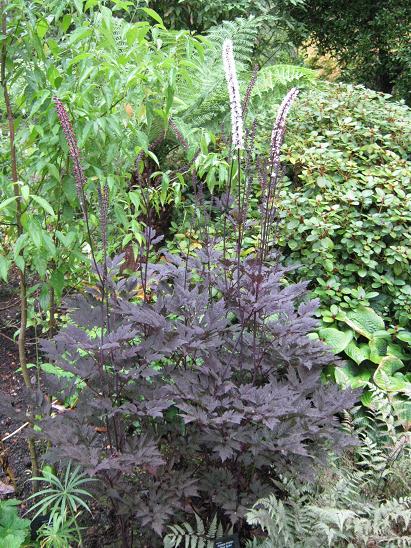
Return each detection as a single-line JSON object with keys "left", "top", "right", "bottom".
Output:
{"left": 1, "top": 0, "right": 39, "bottom": 489}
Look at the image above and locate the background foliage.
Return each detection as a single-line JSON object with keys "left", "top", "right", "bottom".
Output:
{"left": 287, "top": 0, "right": 411, "bottom": 104}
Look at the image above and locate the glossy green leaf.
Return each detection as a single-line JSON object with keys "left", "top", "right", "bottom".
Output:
{"left": 396, "top": 330, "right": 411, "bottom": 344}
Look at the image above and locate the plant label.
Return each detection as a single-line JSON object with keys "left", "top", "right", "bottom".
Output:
{"left": 214, "top": 534, "right": 240, "bottom": 548}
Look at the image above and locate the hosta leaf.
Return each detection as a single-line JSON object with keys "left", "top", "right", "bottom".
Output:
{"left": 344, "top": 341, "right": 370, "bottom": 365}
{"left": 334, "top": 362, "right": 371, "bottom": 389}
{"left": 373, "top": 356, "right": 409, "bottom": 392}
{"left": 342, "top": 306, "right": 385, "bottom": 339}
{"left": 318, "top": 328, "right": 353, "bottom": 354}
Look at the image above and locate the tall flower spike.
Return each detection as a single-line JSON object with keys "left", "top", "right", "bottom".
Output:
{"left": 53, "top": 97, "right": 86, "bottom": 214}
{"left": 269, "top": 87, "right": 299, "bottom": 170}
{"left": 222, "top": 39, "right": 244, "bottom": 150}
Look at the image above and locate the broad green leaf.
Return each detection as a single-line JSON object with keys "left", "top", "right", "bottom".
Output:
{"left": 40, "top": 362, "right": 74, "bottom": 379}
{"left": 21, "top": 185, "right": 30, "bottom": 201}
{"left": 67, "top": 52, "right": 91, "bottom": 68}
{"left": 342, "top": 306, "right": 385, "bottom": 339}
{"left": 32, "top": 255, "right": 47, "bottom": 278}
{"left": 50, "top": 270, "right": 65, "bottom": 298}
{"left": 41, "top": 233, "right": 57, "bottom": 258}
{"left": 396, "top": 330, "right": 411, "bottom": 344}
{"left": 30, "top": 90, "right": 50, "bottom": 116}
{"left": 387, "top": 343, "right": 411, "bottom": 361}
{"left": 126, "top": 22, "right": 150, "bottom": 45}
{"left": 31, "top": 195, "right": 55, "bottom": 216}
{"left": 28, "top": 219, "right": 43, "bottom": 248}
{"left": 36, "top": 18, "right": 48, "bottom": 39}
{"left": 68, "top": 26, "right": 93, "bottom": 46}
{"left": 334, "top": 362, "right": 371, "bottom": 389}
{"left": 318, "top": 327, "right": 353, "bottom": 354}
{"left": 129, "top": 191, "right": 141, "bottom": 212}
{"left": 373, "top": 356, "right": 409, "bottom": 392}
{"left": 14, "top": 233, "right": 28, "bottom": 257}
{"left": 360, "top": 390, "right": 374, "bottom": 408}
{"left": 15, "top": 256, "right": 25, "bottom": 272}
{"left": 344, "top": 341, "right": 369, "bottom": 365}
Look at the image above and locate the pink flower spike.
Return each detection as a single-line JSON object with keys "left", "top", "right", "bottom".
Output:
{"left": 53, "top": 96, "right": 86, "bottom": 214}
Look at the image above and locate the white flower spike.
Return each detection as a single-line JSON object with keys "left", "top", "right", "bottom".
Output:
{"left": 222, "top": 39, "right": 244, "bottom": 150}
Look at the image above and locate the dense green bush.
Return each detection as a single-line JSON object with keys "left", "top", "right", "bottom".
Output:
{"left": 274, "top": 83, "right": 411, "bottom": 323}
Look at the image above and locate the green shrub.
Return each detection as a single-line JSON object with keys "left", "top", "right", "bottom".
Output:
{"left": 275, "top": 83, "right": 411, "bottom": 323}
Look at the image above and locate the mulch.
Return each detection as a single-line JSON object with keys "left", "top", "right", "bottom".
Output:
{"left": 0, "top": 278, "right": 33, "bottom": 503}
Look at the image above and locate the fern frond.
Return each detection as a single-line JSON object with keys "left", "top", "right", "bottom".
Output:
{"left": 163, "top": 514, "right": 229, "bottom": 548}
{"left": 251, "top": 64, "right": 317, "bottom": 99}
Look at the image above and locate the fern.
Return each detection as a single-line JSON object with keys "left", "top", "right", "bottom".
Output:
{"left": 173, "top": 17, "right": 317, "bottom": 131}
{"left": 175, "top": 18, "right": 260, "bottom": 125}
{"left": 245, "top": 392, "right": 411, "bottom": 547}
{"left": 163, "top": 514, "right": 231, "bottom": 548}
{"left": 251, "top": 64, "right": 318, "bottom": 98}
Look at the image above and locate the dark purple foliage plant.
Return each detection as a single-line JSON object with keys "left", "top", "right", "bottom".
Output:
{"left": 33, "top": 40, "right": 357, "bottom": 546}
